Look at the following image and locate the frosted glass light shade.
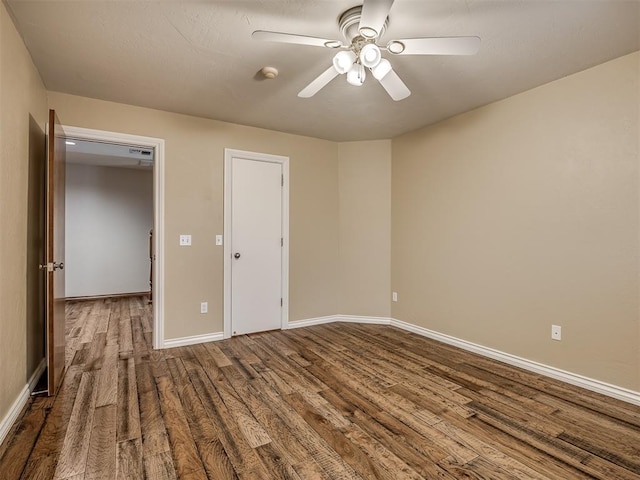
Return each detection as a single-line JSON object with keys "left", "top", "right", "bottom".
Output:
{"left": 346, "top": 63, "right": 366, "bottom": 86}
{"left": 359, "top": 43, "right": 381, "bottom": 68}
{"left": 372, "top": 58, "right": 392, "bottom": 80}
{"left": 333, "top": 50, "right": 356, "bottom": 74}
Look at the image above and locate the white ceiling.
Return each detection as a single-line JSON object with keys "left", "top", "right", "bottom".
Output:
{"left": 7, "top": 1, "right": 640, "bottom": 141}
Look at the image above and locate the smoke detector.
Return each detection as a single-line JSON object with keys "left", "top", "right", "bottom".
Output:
{"left": 261, "top": 66, "right": 279, "bottom": 79}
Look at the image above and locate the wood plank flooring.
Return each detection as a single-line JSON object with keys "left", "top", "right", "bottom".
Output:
{"left": 1, "top": 296, "right": 639, "bottom": 479}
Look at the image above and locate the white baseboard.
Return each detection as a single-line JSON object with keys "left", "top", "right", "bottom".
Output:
{"left": 286, "top": 315, "right": 340, "bottom": 329}
{"left": 0, "top": 358, "right": 47, "bottom": 446}
{"left": 285, "top": 314, "right": 640, "bottom": 406}
{"left": 0, "top": 385, "right": 29, "bottom": 446}
{"left": 163, "top": 332, "right": 224, "bottom": 349}
{"left": 339, "top": 315, "right": 393, "bottom": 325}
{"left": 286, "top": 314, "right": 391, "bottom": 329}
{"left": 389, "top": 318, "right": 640, "bottom": 407}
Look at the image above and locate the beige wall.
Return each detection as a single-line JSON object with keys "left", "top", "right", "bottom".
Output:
{"left": 0, "top": 1, "right": 49, "bottom": 426}
{"left": 338, "top": 140, "right": 391, "bottom": 317}
{"left": 392, "top": 52, "right": 640, "bottom": 390}
{"left": 48, "top": 92, "right": 340, "bottom": 339}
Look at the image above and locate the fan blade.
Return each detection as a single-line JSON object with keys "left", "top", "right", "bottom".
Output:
{"left": 359, "top": 0, "right": 394, "bottom": 38}
{"left": 298, "top": 66, "right": 340, "bottom": 98}
{"left": 377, "top": 69, "right": 410, "bottom": 101}
{"left": 252, "top": 30, "right": 343, "bottom": 48}
{"left": 388, "top": 36, "right": 480, "bottom": 55}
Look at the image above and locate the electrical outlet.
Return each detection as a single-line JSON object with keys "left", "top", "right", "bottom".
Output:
{"left": 392, "top": 292, "right": 398, "bottom": 302}
{"left": 179, "top": 234, "right": 192, "bottom": 246}
{"left": 551, "top": 325, "right": 561, "bottom": 341}
{"left": 215, "top": 235, "right": 223, "bottom": 246}
{"left": 200, "top": 302, "right": 208, "bottom": 314}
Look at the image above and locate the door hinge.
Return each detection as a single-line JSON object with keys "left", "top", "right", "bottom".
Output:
{"left": 280, "top": 298, "right": 283, "bottom": 307}
{"left": 281, "top": 174, "right": 284, "bottom": 187}
{"left": 281, "top": 237, "right": 283, "bottom": 247}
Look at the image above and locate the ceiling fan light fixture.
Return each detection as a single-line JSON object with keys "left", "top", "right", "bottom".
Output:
{"left": 346, "top": 63, "right": 366, "bottom": 86}
{"left": 360, "top": 43, "right": 381, "bottom": 68}
{"left": 371, "top": 58, "right": 392, "bottom": 80}
{"left": 387, "top": 40, "right": 405, "bottom": 54}
{"left": 333, "top": 50, "right": 356, "bottom": 74}
{"left": 359, "top": 26, "right": 378, "bottom": 39}
{"left": 252, "top": 2, "right": 479, "bottom": 100}
{"left": 261, "top": 66, "right": 279, "bottom": 79}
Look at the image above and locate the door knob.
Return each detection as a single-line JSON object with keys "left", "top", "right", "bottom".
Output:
{"left": 234, "top": 253, "right": 241, "bottom": 259}
{"left": 53, "top": 262, "right": 64, "bottom": 271}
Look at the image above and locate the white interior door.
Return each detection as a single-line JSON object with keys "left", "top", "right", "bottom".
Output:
{"left": 230, "top": 155, "right": 283, "bottom": 335}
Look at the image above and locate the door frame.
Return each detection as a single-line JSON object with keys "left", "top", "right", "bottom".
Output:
{"left": 223, "top": 148, "right": 289, "bottom": 339}
{"left": 63, "top": 125, "right": 166, "bottom": 349}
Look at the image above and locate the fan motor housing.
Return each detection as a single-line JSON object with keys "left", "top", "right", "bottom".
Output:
{"left": 339, "top": 6, "right": 388, "bottom": 43}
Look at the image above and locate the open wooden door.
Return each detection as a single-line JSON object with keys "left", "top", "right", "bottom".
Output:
{"left": 43, "top": 109, "right": 66, "bottom": 396}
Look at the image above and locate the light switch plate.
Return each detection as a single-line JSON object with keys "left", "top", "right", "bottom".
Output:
{"left": 551, "top": 325, "right": 562, "bottom": 341}
{"left": 200, "top": 302, "right": 208, "bottom": 314}
{"left": 215, "top": 235, "right": 223, "bottom": 246}
{"left": 179, "top": 234, "right": 191, "bottom": 246}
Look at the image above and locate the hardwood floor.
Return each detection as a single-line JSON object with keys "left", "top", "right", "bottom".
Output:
{"left": 1, "top": 296, "right": 639, "bottom": 479}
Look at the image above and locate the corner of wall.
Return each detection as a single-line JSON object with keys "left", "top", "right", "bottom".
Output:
{"left": 337, "top": 140, "right": 392, "bottom": 317}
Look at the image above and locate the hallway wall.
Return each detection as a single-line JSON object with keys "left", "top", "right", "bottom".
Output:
{"left": 65, "top": 163, "right": 153, "bottom": 297}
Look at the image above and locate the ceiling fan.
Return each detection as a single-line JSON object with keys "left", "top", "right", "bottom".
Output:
{"left": 252, "top": 0, "right": 480, "bottom": 101}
